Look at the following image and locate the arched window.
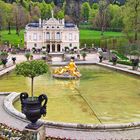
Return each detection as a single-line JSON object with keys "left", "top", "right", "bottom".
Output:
{"left": 57, "top": 44, "right": 61, "bottom": 52}
{"left": 52, "top": 44, "right": 55, "bottom": 52}
{"left": 47, "top": 44, "right": 50, "bottom": 53}
{"left": 56, "top": 32, "right": 60, "bottom": 40}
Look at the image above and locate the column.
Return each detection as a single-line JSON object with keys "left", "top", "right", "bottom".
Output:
{"left": 50, "top": 43, "right": 52, "bottom": 52}
{"left": 55, "top": 44, "right": 57, "bottom": 52}
{"left": 60, "top": 44, "right": 63, "bottom": 52}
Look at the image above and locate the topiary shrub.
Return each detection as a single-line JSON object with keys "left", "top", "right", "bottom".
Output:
{"left": 16, "top": 60, "right": 49, "bottom": 98}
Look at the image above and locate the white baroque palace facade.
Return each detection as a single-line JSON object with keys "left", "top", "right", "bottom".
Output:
{"left": 24, "top": 17, "right": 79, "bottom": 53}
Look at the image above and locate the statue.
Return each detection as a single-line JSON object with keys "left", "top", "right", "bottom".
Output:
{"left": 53, "top": 59, "right": 81, "bottom": 79}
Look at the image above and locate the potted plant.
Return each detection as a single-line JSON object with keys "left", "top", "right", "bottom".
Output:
{"left": 25, "top": 52, "right": 31, "bottom": 61}
{"left": 12, "top": 57, "right": 16, "bottom": 64}
{"left": 130, "top": 50, "right": 140, "bottom": 70}
{"left": 16, "top": 60, "right": 49, "bottom": 129}
{"left": 81, "top": 51, "right": 87, "bottom": 61}
{"left": 30, "top": 55, "right": 33, "bottom": 60}
{"left": 99, "top": 55, "right": 103, "bottom": 63}
{"left": 131, "top": 59, "right": 139, "bottom": 70}
{"left": 1, "top": 58, "right": 7, "bottom": 68}
{"left": 112, "top": 55, "right": 118, "bottom": 65}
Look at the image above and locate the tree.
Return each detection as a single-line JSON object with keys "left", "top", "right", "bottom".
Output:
{"left": 0, "top": 1, "right": 7, "bottom": 29}
{"left": 123, "top": 0, "right": 140, "bottom": 44}
{"left": 89, "top": 6, "right": 98, "bottom": 23}
{"left": 81, "top": 2, "right": 91, "bottom": 22}
{"left": 25, "top": 52, "right": 31, "bottom": 61}
{"left": 109, "top": 4, "right": 123, "bottom": 29}
{"left": 13, "top": 3, "right": 28, "bottom": 35}
{"left": 39, "top": 1, "right": 52, "bottom": 19}
{"left": 65, "top": 0, "right": 81, "bottom": 27}
{"left": 92, "top": 3, "right": 99, "bottom": 10}
{"left": 94, "top": 0, "right": 110, "bottom": 35}
{"left": 30, "top": 4, "right": 41, "bottom": 22}
{"left": 72, "top": 0, "right": 81, "bottom": 27}
{"left": 5, "top": 3, "right": 14, "bottom": 34}
{"left": 56, "top": 10, "right": 64, "bottom": 19}
{"left": 16, "top": 60, "right": 49, "bottom": 98}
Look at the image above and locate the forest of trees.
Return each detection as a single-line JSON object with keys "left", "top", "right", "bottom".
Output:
{"left": 0, "top": 0, "right": 140, "bottom": 45}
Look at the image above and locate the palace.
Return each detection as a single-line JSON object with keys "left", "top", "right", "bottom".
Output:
{"left": 24, "top": 14, "right": 79, "bottom": 53}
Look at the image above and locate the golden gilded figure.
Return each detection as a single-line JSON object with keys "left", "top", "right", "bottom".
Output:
{"left": 53, "top": 59, "right": 81, "bottom": 78}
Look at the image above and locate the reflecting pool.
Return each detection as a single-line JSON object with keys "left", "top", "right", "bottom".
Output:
{"left": 0, "top": 65, "right": 140, "bottom": 124}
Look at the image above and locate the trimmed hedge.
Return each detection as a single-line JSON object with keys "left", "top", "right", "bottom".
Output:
{"left": 109, "top": 59, "right": 132, "bottom": 66}
{"left": 80, "top": 39, "right": 100, "bottom": 47}
{"left": 111, "top": 50, "right": 129, "bottom": 60}
{"left": 117, "top": 60, "right": 132, "bottom": 66}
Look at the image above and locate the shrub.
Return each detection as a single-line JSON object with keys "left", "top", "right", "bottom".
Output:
{"left": 81, "top": 51, "right": 87, "bottom": 60}
{"left": 16, "top": 60, "right": 49, "bottom": 98}
{"left": 111, "top": 50, "right": 129, "bottom": 60}
{"left": 80, "top": 39, "right": 100, "bottom": 48}
{"left": 25, "top": 52, "right": 31, "bottom": 61}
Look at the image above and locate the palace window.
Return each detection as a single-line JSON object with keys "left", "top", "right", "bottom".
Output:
{"left": 46, "top": 32, "right": 50, "bottom": 40}
{"left": 39, "top": 35, "right": 42, "bottom": 40}
{"left": 33, "top": 33, "right": 37, "bottom": 40}
{"left": 69, "top": 33, "right": 72, "bottom": 41}
{"left": 75, "top": 35, "right": 77, "bottom": 40}
{"left": 56, "top": 32, "right": 60, "bottom": 40}
{"left": 65, "top": 35, "right": 67, "bottom": 40}
{"left": 29, "top": 35, "right": 31, "bottom": 40}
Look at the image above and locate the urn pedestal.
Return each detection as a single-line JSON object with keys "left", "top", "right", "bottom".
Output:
{"left": 22, "top": 124, "right": 46, "bottom": 140}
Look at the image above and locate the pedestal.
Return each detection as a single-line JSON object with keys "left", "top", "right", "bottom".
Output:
{"left": 22, "top": 124, "right": 46, "bottom": 140}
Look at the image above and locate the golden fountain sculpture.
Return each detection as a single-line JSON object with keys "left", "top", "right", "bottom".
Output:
{"left": 53, "top": 59, "right": 81, "bottom": 79}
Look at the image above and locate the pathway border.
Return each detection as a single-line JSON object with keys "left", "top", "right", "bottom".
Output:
{"left": 0, "top": 65, "right": 15, "bottom": 76}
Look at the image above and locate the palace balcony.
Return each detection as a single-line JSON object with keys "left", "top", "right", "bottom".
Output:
{"left": 46, "top": 39, "right": 62, "bottom": 43}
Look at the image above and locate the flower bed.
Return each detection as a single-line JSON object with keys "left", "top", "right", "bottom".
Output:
{"left": 0, "top": 123, "right": 22, "bottom": 139}
{"left": 0, "top": 123, "right": 73, "bottom": 140}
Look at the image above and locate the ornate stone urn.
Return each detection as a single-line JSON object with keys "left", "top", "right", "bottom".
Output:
{"left": 99, "top": 55, "right": 103, "bottom": 63}
{"left": 112, "top": 56, "right": 117, "bottom": 65}
{"left": 20, "top": 92, "right": 48, "bottom": 129}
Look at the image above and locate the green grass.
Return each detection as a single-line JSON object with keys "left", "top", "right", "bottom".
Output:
{"left": 80, "top": 29, "right": 125, "bottom": 39}
{"left": 0, "top": 29, "right": 126, "bottom": 47}
{"left": 0, "top": 30, "right": 24, "bottom": 47}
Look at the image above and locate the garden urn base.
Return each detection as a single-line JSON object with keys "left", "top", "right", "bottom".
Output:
{"left": 22, "top": 124, "right": 46, "bottom": 140}
{"left": 25, "top": 122, "right": 43, "bottom": 130}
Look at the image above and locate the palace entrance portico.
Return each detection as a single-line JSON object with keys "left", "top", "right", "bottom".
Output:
{"left": 46, "top": 44, "right": 61, "bottom": 53}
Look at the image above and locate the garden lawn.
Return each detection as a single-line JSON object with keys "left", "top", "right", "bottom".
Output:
{"left": 1, "top": 29, "right": 24, "bottom": 47}
{"left": 0, "top": 29, "right": 126, "bottom": 47}
{"left": 80, "top": 29, "right": 125, "bottom": 39}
